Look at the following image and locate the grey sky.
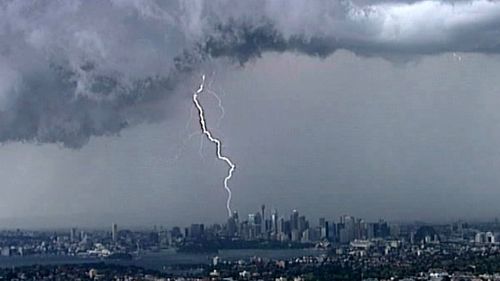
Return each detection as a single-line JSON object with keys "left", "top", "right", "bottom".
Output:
{"left": 2, "top": 1, "right": 500, "bottom": 228}
{"left": 2, "top": 51, "right": 500, "bottom": 227}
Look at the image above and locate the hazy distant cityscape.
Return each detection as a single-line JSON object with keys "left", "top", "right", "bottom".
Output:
{"left": 2, "top": 205, "right": 398, "bottom": 258}
{"left": 3, "top": 206, "right": 500, "bottom": 280}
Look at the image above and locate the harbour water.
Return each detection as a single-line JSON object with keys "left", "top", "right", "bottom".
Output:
{"left": 0, "top": 248, "right": 326, "bottom": 271}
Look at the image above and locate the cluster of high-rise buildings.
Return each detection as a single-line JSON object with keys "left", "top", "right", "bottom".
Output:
{"left": 225, "top": 205, "right": 396, "bottom": 243}
{"left": 177, "top": 205, "right": 398, "bottom": 244}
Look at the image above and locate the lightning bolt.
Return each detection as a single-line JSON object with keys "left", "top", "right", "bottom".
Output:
{"left": 205, "top": 71, "right": 225, "bottom": 128}
{"left": 193, "top": 74, "right": 236, "bottom": 217}
{"left": 207, "top": 88, "right": 225, "bottom": 128}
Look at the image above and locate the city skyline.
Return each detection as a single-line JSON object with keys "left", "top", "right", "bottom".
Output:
{"left": 2, "top": 202, "right": 500, "bottom": 258}
{"left": 2, "top": 203, "right": 499, "bottom": 231}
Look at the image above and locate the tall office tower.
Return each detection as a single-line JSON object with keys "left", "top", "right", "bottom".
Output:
{"left": 284, "top": 220, "right": 291, "bottom": 237}
{"left": 265, "top": 219, "right": 272, "bottom": 237}
{"left": 329, "top": 222, "right": 337, "bottom": 241}
{"left": 261, "top": 205, "right": 265, "bottom": 221}
{"left": 261, "top": 205, "right": 266, "bottom": 232}
{"left": 227, "top": 216, "right": 238, "bottom": 237}
{"left": 321, "top": 221, "right": 329, "bottom": 239}
{"left": 248, "top": 213, "right": 258, "bottom": 238}
{"left": 70, "top": 228, "right": 77, "bottom": 243}
{"left": 298, "top": 216, "right": 308, "bottom": 233}
{"left": 378, "top": 220, "right": 390, "bottom": 238}
{"left": 367, "top": 223, "right": 376, "bottom": 239}
{"left": 354, "top": 219, "right": 364, "bottom": 240}
{"left": 256, "top": 212, "right": 263, "bottom": 225}
{"left": 339, "top": 227, "right": 350, "bottom": 244}
{"left": 360, "top": 220, "right": 370, "bottom": 239}
{"left": 232, "top": 211, "right": 239, "bottom": 223}
{"left": 248, "top": 213, "right": 256, "bottom": 224}
{"left": 112, "top": 223, "right": 118, "bottom": 242}
{"left": 278, "top": 217, "right": 285, "bottom": 235}
{"left": 291, "top": 229, "right": 300, "bottom": 242}
{"left": 291, "top": 209, "right": 299, "bottom": 231}
{"left": 341, "top": 215, "right": 355, "bottom": 242}
{"left": 254, "top": 212, "right": 263, "bottom": 235}
{"left": 319, "top": 218, "right": 329, "bottom": 239}
{"left": 271, "top": 209, "right": 278, "bottom": 236}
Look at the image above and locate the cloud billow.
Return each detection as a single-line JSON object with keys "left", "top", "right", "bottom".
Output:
{"left": 1, "top": 0, "right": 500, "bottom": 147}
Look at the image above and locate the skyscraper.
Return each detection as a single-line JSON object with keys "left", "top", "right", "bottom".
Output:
{"left": 298, "top": 216, "right": 308, "bottom": 234}
{"left": 278, "top": 217, "right": 285, "bottom": 235}
{"left": 248, "top": 213, "right": 257, "bottom": 225}
{"left": 261, "top": 205, "right": 265, "bottom": 219}
{"left": 70, "top": 228, "right": 77, "bottom": 243}
{"left": 232, "top": 211, "right": 239, "bottom": 223}
{"left": 321, "top": 221, "right": 329, "bottom": 239}
{"left": 271, "top": 209, "right": 279, "bottom": 239}
{"left": 226, "top": 216, "right": 238, "bottom": 237}
{"left": 261, "top": 204, "right": 266, "bottom": 233}
{"left": 112, "top": 223, "right": 118, "bottom": 242}
{"left": 291, "top": 209, "right": 299, "bottom": 231}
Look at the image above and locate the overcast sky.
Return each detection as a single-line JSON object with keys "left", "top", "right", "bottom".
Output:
{"left": 2, "top": 1, "right": 500, "bottom": 228}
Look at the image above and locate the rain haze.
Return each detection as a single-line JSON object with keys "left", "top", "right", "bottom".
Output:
{"left": 1, "top": 0, "right": 500, "bottom": 228}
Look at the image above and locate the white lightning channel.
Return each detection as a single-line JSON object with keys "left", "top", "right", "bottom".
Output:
{"left": 193, "top": 74, "right": 236, "bottom": 217}
{"left": 208, "top": 89, "right": 225, "bottom": 128}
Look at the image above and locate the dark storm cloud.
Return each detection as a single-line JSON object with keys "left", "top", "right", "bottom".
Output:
{"left": 1, "top": 0, "right": 500, "bottom": 147}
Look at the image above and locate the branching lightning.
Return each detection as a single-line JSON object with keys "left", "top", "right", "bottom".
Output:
{"left": 206, "top": 72, "right": 225, "bottom": 128}
{"left": 193, "top": 74, "right": 236, "bottom": 217}
{"left": 208, "top": 89, "right": 225, "bottom": 128}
